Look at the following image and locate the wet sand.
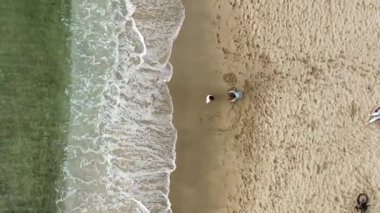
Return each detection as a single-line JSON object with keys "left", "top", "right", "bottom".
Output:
{"left": 168, "top": 1, "right": 232, "bottom": 212}
{"left": 170, "top": 0, "right": 380, "bottom": 212}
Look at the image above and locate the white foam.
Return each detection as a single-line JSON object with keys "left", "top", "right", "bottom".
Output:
{"left": 56, "top": 0, "right": 184, "bottom": 212}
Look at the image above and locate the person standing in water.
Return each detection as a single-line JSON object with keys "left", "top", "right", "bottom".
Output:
{"left": 227, "top": 88, "right": 243, "bottom": 103}
{"left": 206, "top": 95, "right": 215, "bottom": 104}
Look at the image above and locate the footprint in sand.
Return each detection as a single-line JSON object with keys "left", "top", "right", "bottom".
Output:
{"left": 223, "top": 72, "right": 237, "bottom": 86}
{"left": 199, "top": 103, "right": 241, "bottom": 132}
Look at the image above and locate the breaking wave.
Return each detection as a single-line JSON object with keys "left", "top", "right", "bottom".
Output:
{"left": 56, "top": 0, "right": 184, "bottom": 212}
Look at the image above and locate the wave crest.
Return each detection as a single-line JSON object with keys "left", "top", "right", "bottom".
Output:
{"left": 57, "top": 0, "right": 184, "bottom": 212}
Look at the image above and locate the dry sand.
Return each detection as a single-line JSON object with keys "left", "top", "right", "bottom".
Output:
{"left": 169, "top": 0, "right": 380, "bottom": 212}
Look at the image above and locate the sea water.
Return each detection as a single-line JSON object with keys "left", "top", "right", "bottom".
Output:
{"left": 0, "top": 0, "right": 183, "bottom": 212}
{"left": 56, "top": 0, "right": 184, "bottom": 212}
{"left": 0, "top": 0, "right": 71, "bottom": 211}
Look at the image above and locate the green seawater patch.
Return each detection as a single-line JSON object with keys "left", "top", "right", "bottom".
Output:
{"left": 0, "top": 0, "right": 71, "bottom": 211}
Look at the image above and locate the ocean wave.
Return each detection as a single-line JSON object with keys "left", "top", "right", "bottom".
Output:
{"left": 56, "top": 0, "right": 184, "bottom": 212}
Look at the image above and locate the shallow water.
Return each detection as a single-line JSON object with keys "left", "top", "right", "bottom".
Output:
{"left": 56, "top": 0, "right": 184, "bottom": 212}
{"left": 0, "top": 0, "right": 184, "bottom": 212}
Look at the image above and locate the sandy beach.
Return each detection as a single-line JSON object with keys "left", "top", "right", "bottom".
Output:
{"left": 169, "top": 0, "right": 380, "bottom": 212}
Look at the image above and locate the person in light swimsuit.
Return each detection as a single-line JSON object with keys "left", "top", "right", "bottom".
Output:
{"left": 367, "top": 106, "right": 380, "bottom": 124}
{"left": 206, "top": 95, "right": 215, "bottom": 104}
{"left": 227, "top": 88, "right": 243, "bottom": 103}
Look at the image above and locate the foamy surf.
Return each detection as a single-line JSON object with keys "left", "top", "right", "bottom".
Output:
{"left": 56, "top": 0, "right": 184, "bottom": 212}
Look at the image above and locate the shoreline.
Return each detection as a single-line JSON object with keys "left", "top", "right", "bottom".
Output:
{"left": 168, "top": 0, "right": 236, "bottom": 212}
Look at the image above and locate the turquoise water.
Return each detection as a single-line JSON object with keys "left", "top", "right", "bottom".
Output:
{"left": 0, "top": 0, "right": 71, "bottom": 211}
{"left": 0, "top": 0, "right": 184, "bottom": 211}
